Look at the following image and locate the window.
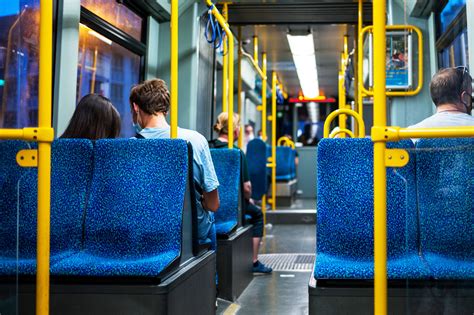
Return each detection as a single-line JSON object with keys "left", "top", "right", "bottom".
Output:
{"left": 77, "top": 0, "right": 146, "bottom": 138}
{"left": 0, "top": 0, "right": 40, "bottom": 128}
{"left": 435, "top": 0, "right": 468, "bottom": 69}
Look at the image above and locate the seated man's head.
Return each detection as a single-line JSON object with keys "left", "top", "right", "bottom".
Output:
{"left": 430, "top": 67, "right": 473, "bottom": 114}
{"left": 214, "top": 112, "right": 241, "bottom": 140}
{"left": 244, "top": 124, "right": 254, "bottom": 140}
{"left": 129, "top": 79, "right": 170, "bottom": 128}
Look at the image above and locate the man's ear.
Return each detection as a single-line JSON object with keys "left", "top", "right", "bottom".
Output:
{"left": 133, "top": 102, "right": 140, "bottom": 113}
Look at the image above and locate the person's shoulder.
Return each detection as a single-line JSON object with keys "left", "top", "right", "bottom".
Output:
{"left": 178, "top": 128, "right": 208, "bottom": 147}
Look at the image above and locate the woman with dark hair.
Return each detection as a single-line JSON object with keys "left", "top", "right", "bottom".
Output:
{"left": 61, "top": 94, "right": 121, "bottom": 140}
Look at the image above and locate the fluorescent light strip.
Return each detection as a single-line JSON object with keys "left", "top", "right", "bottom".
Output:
{"left": 287, "top": 33, "right": 319, "bottom": 98}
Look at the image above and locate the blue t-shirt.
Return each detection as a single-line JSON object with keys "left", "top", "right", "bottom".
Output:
{"left": 138, "top": 126, "right": 219, "bottom": 241}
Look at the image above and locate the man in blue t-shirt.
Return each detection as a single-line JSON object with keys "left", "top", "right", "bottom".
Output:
{"left": 129, "top": 79, "right": 220, "bottom": 249}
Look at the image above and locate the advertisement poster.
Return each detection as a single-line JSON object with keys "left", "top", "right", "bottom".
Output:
{"left": 386, "top": 32, "right": 412, "bottom": 89}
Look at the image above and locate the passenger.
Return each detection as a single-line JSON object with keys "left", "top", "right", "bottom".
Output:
{"left": 129, "top": 79, "right": 220, "bottom": 249}
{"left": 61, "top": 94, "right": 121, "bottom": 140}
{"left": 210, "top": 112, "right": 273, "bottom": 274}
{"left": 409, "top": 67, "right": 474, "bottom": 128}
{"left": 243, "top": 124, "right": 255, "bottom": 152}
{"left": 283, "top": 134, "right": 299, "bottom": 167}
{"left": 257, "top": 129, "right": 263, "bottom": 139}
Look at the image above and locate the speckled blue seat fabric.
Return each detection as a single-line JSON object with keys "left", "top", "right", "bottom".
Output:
{"left": 0, "top": 139, "right": 93, "bottom": 276}
{"left": 314, "top": 138, "right": 430, "bottom": 280}
{"left": 247, "top": 139, "right": 268, "bottom": 200}
{"left": 416, "top": 138, "right": 474, "bottom": 280}
{"left": 51, "top": 139, "right": 188, "bottom": 278}
{"left": 276, "top": 146, "right": 295, "bottom": 181}
{"left": 210, "top": 149, "right": 241, "bottom": 235}
{"left": 0, "top": 141, "right": 32, "bottom": 274}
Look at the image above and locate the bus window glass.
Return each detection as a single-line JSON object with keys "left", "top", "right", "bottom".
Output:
{"left": 0, "top": 0, "right": 40, "bottom": 128}
{"left": 439, "top": 0, "right": 466, "bottom": 34}
{"left": 77, "top": 24, "right": 140, "bottom": 137}
{"left": 438, "top": 29, "right": 469, "bottom": 68}
{"left": 81, "top": 0, "right": 143, "bottom": 41}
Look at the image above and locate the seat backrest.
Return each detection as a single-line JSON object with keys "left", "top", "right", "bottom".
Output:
{"left": 276, "top": 146, "right": 293, "bottom": 179}
{"left": 210, "top": 149, "right": 242, "bottom": 234}
{"left": 84, "top": 139, "right": 188, "bottom": 261}
{"left": 15, "top": 139, "right": 94, "bottom": 259}
{"left": 317, "top": 138, "right": 417, "bottom": 259}
{"left": 416, "top": 138, "right": 473, "bottom": 258}
{"left": 246, "top": 139, "right": 268, "bottom": 200}
{"left": 0, "top": 140, "right": 32, "bottom": 257}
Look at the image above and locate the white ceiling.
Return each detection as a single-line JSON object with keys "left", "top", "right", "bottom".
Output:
{"left": 238, "top": 24, "right": 355, "bottom": 98}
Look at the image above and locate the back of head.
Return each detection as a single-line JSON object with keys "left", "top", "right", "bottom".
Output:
{"left": 129, "top": 78, "right": 170, "bottom": 115}
{"left": 61, "top": 94, "right": 121, "bottom": 140}
{"left": 213, "top": 112, "right": 240, "bottom": 135}
{"left": 430, "top": 68, "right": 472, "bottom": 107}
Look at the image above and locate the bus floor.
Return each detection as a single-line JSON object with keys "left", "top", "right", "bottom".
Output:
{"left": 217, "top": 198, "right": 316, "bottom": 315}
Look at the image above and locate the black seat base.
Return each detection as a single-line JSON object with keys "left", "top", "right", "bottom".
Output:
{"left": 217, "top": 224, "right": 253, "bottom": 301}
{"left": 309, "top": 276, "right": 474, "bottom": 315}
{"left": 0, "top": 251, "right": 216, "bottom": 315}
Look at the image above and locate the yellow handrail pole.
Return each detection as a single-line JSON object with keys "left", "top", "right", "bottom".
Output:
{"left": 277, "top": 136, "right": 295, "bottom": 149}
{"left": 373, "top": 0, "right": 387, "bottom": 313}
{"left": 338, "top": 68, "right": 347, "bottom": 136}
{"left": 170, "top": 0, "right": 178, "bottom": 138}
{"left": 329, "top": 128, "right": 355, "bottom": 138}
{"left": 261, "top": 53, "right": 267, "bottom": 141}
{"left": 205, "top": 1, "right": 235, "bottom": 149}
{"left": 357, "top": 0, "right": 364, "bottom": 137}
{"left": 37, "top": 0, "right": 53, "bottom": 314}
{"left": 240, "top": 49, "right": 267, "bottom": 79}
{"left": 323, "top": 108, "right": 365, "bottom": 138}
{"left": 222, "top": 3, "right": 229, "bottom": 113}
{"left": 238, "top": 27, "right": 243, "bottom": 148}
{"left": 253, "top": 36, "right": 259, "bottom": 65}
{"left": 375, "top": 126, "right": 474, "bottom": 140}
{"left": 270, "top": 71, "right": 277, "bottom": 210}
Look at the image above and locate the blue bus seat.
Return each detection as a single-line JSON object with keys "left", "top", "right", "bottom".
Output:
{"left": 0, "top": 139, "right": 93, "bottom": 276}
{"left": 247, "top": 139, "right": 268, "bottom": 200}
{"left": 416, "top": 138, "right": 474, "bottom": 280}
{"left": 0, "top": 140, "right": 33, "bottom": 274}
{"left": 314, "top": 138, "right": 430, "bottom": 280}
{"left": 276, "top": 146, "right": 296, "bottom": 181}
{"left": 51, "top": 139, "right": 188, "bottom": 279}
{"left": 210, "top": 149, "right": 241, "bottom": 236}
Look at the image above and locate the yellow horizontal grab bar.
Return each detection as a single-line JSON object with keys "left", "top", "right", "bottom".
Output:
{"left": 359, "top": 25, "right": 423, "bottom": 97}
{"left": 324, "top": 109, "right": 366, "bottom": 138}
{"left": 241, "top": 49, "right": 267, "bottom": 80}
{"left": 372, "top": 126, "right": 474, "bottom": 142}
{"left": 329, "top": 128, "right": 355, "bottom": 138}
{"left": 0, "top": 127, "right": 54, "bottom": 142}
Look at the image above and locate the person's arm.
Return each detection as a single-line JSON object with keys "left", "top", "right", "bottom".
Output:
{"left": 202, "top": 189, "right": 219, "bottom": 212}
{"left": 243, "top": 181, "right": 252, "bottom": 200}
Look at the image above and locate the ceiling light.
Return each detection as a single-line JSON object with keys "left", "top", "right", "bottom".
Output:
{"left": 287, "top": 33, "right": 319, "bottom": 98}
{"left": 88, "top": 29, "right": 112, "bottom": 45}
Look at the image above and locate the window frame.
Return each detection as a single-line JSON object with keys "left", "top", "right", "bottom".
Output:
{"left": 79, "top": 4, "right": 147, "bottom": 82}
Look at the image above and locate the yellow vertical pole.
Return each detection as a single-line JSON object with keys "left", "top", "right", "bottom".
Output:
{"left": 170, "top": 0, "right": 178, "bottom": 139}
{"left": 357, "top": 0, "right": 364, "bottom": 135}
{"left": 271, "top": 72, "right": 277, "bottom": 210}
{"left": 338, "top": 68, "right": 346, "bottom": 137}
{"left": 237, "top": 27, "right": 243, "bottom": 148}
{"left": 261, "top": 53, "right": 267, "bottom": 141}
{"left": 253, "top": 36, "right": 259, "bottom": 65}
{"left": 37, "top": 0, "right": 53, "bottom": 314}
{"left": 373, "top": 0, "right": 387, "bottom": 314}
{"left": 222, "top": 3, "right": 229, "bottom": 113}
{"left": 226, "top": 15, "right": 234, "bottom": 150}
{"left": 90, "top": 47, "right": 98, "bottom": 93}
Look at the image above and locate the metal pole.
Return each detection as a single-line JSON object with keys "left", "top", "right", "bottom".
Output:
{"left": 373, "top": 0, "right": 387, "bottom": 313}
{"left": 170, "top": 0, "right": 178, "bottom": 138}
{"left": 222, "top": 3, "right": 229, "bottom": 113}
{"left": 238, "top": 27, "right": 243, "bottom": 148}
{"left": 261, "top": 53, "right": 267, "bottom": 141}
{"left": 37, "top": 0, "right": 53, "bottom": 314}
{"left": 271, "top": 71, "right": 277, "bottom": 210}
{"left": 357, "top": 0, "right": 364, "bottom": 137}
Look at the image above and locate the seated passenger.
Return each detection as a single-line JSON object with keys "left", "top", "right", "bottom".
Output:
{"left": 129, "top": 79, "right": 220, "bottom": 249}
{"left": 409, "top": 67, "right": 474, "bottom": 128}
{"left": 209, "top": 112, "right": 272, "bottom": 274}
{"left": 61, "top": 94, "right": 121, "bottom": 139}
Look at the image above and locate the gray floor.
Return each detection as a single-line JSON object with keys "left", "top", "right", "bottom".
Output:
{"left": 218, "top": 200, "right": 317, "bottom": 315}
{"left": 276, "top": 198, "right": 316, "bottom": 211}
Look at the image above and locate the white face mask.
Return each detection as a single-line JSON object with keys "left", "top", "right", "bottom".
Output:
{"left": 247, "top": 134, "right": 255, "bottom": 141}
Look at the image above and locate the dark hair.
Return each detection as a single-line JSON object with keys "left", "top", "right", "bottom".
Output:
{"left": 430, "top": 68, "right": 472, "bottom": 106}
{"left": 61, "top": 94, "right": 121, "bottom": 140}
{"left": 129, "top": 79, "right": 170, "bottom": 115}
